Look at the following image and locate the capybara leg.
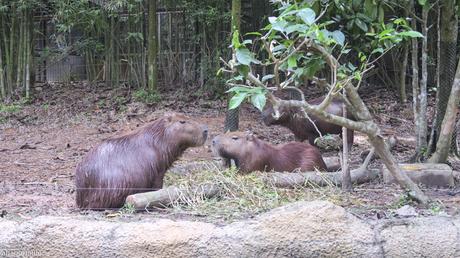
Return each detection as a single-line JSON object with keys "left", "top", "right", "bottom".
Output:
{"left": 153, "top": 173, "right": 165, "bottom": 190}
{"left": 222, "top": 158, "right": 231, "bottom": 168}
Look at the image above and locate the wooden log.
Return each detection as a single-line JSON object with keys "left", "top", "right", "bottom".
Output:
{"left": 261, "top": 168, "right": 380, "bottom": 188}
{"left": 168, "top": 158, "right": 341, "bottom": 173}
{"left": 382, "top": 163, "right": 454, "bottom": 187}
{"left": 323, "top": 157, "right": 341, "bottom": 172}
{"left": 125, "top": 183, "right": 221, "bottom": 210}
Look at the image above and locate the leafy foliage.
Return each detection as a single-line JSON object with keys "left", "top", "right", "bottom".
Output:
{"left": 133, "top": 89, "right": 161, "bottom": 105}
{"left": 224, "top": 0, "right": 423, "bottom": 110}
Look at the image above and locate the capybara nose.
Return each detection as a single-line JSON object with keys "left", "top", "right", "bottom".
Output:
{"left": 212, "top": 138, "right": 217, "bottom": 146}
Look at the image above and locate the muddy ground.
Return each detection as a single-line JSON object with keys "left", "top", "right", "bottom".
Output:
{"left": 1, "top": 82, "right": 459, "bottom": 222}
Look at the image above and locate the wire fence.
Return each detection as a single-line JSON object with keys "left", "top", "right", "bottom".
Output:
{"left": 33, "top": 9, "right": 196, "bottom": 89}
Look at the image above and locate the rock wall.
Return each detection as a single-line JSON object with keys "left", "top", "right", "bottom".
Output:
{"left": 0, "top": 201, "right": 459, "bottom": 257}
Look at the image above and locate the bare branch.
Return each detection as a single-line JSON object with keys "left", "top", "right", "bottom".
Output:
{"left": 284, "top": 86, "right": 305, "bottom": 102}
{"left": 313, "top": 4, "right": 329, "bottom": 23}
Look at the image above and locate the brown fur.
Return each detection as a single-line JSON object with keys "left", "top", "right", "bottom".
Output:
{"left": 262, "top": 96, "right": 354, "bottom": 147}
{"left": 212, "top": 131, "right": 327, "bottom": 173}
{"left": 75, "top": 113, "right": 208, "bottom": 210}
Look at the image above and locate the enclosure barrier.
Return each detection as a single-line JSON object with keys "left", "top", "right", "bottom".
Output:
{"left": 0, "top": 201, "right": 459, "bottom": 257}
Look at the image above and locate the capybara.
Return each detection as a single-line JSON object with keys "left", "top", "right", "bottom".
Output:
{"left": 262, "top": 96, "right": 354, "bottom": 147}
{"left": 75, "top": 113, "right": 208, "bottom": 210}
{"left": 212, "top": 131, "right": 327, "bottom": 173}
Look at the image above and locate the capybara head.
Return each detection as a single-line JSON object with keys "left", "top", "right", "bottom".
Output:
{"left": 163, "top": 113, "right": 208, "bottom": 147}
{"left": 262, "top": 103, "right": 291, "bottom": 126}
{"left": 212, "top": 131, "right": 257, "bottom": 160}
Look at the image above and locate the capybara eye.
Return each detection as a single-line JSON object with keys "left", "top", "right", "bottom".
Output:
{"left": 179, "top": 120, "right": 186, "bottom": 124}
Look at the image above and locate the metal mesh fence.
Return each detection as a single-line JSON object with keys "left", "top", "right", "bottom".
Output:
{"left": 33, "top": 9, "right": 195, "bottom": 88}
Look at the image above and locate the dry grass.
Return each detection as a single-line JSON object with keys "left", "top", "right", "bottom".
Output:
{"left": 162, "top": 162, "right": 362, "bottom": 221}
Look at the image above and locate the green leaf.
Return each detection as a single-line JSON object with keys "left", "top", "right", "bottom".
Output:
{"left": 285, "top": 24, "right": 309, "bottom": 34}
{"left": 236, "top": 65, "right": 249, "bottom": 77}
{"left": 251, "top": 93, "right": 267, "bottom": 112}
{"left": 216, "top": 68, "right": 223, "bottom": 77}
{"left": 245, "top": 32, "right": 262, "bottom": 36}
{"left": 272, "top": 44, "right": 287, "bottom": 54}
{"left": 288, "top": 55, "right": 298, "bottom": 68}
{"left": 398, "top": 31, "right": 424, "bottom": 38}
{"left": 226, "top": 86, "right": 249, "bottom": 93}
{"left": 354, "top": 72, "right": 362, "bottom": 81}
{"left": 364, "top": 0, "right": 378, "bottom": 20}
{"left": 262, "top": 74, "right": 275, "bottom": 83}
{"left": 236, "top": 48, "right": 260, "bottom": 65}
{"left": 297, "top": 8, "right": 316, "bottom": 25}
{"left": 332, "top": 30, "right": 345, "bottom": 46}
{"left": 242, "top": 39, "right": 252, "bottom": 45}
{"left": 229, "top": 92, "right": 248, "bottom": 110}
{"left": 418, "top": 0, "right": 427, "bottom": 6}
{"left": 269, "top": 17, "right": 288, "bottom": 32}
{"left": 354, "top": 18, "right": 368, "bottom": 32}
{"left": 371, "top": 47, "right": 384, "bottom": 55}
{"left": 378, "top": 6, "right": 385, "bottom": 23}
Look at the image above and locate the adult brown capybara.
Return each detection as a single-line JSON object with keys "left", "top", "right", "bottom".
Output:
{"left": 262, "top": 96, "right": 354, "bottom": 148}
{"left": 212, "top": 131, "right": 327, "bottom": 173}
{"left": 75, "top": 113, "right": 208, "bottom": 210}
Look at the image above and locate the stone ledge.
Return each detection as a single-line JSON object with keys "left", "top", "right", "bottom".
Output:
{"left": 0, "top": 201, "right": 459, "bottom": 257}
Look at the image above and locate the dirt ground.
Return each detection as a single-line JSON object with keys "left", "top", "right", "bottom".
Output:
{"left": 1, "top": 82, "right": 459, "bottom": 222}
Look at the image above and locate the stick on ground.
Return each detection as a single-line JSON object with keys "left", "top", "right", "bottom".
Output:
{"left": 125, "top": 183, "right": 221, "bottom": 210}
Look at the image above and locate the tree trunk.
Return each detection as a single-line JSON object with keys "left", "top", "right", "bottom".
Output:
{"left": 0, "top": 32, "right": 5, "bottom": 100}
{"left": 224, "top": 0, "right": 242, "bottom": 132}
{"left": 24, "top": 10, "right": 31, "bottom": 100}
{"left": 341, "top": 94, "right": 352, "bottom": 191}
{"left": 418, "top": 4, "right": 429, "bottom": 156}
{"left": 147, "top": 0, "right": 158, "bottom": 94}
{"left": 16, "top": 12, "right": 24, "bottom": 93}
{"left": 7, "top": 4, "right": 16, "bottom": 97}
{"left": 428, "top": 57, "right": 460, "bottom": 163}
{"left": 410, "top": 0, "right": 423, "bottom": 158}
{"left": 399, "top": 44, "right": 408, "bottom": 103}
{"left": 432, "top": 0, "right": 458, "bottom": 153}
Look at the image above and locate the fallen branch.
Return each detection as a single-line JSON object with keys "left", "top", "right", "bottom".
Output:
{"left": 360, "top": 136, "right": 398, "bottom": 167}
{"left": 125, "top": 184, "right": 221, "bottom": 210}
{"left": 261, "top": 168, "right": 380, "bottom": 188}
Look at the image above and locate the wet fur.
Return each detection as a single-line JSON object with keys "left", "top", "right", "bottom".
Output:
{"left": 262, "top": 96, "right": 354, "bottom": 146}
{"left": 212, "top": 132, "right": 327, "bottom": 173}
{"left": 75, "top": 114, "right": 207, "bottom": 209}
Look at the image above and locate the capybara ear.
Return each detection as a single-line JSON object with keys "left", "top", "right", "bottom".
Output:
{"left": 163, "top": 112, "right": 175, "bottom": 122}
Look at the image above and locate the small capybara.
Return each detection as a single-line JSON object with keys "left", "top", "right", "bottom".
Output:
{"left": 75, "top": 113, "right": 208, "bottom": 210}
{"left": 212, "top": 131, "right": 327, "bottom": 173}
{"left": 262, "top": 96, "right": 354, "bottom": 147}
